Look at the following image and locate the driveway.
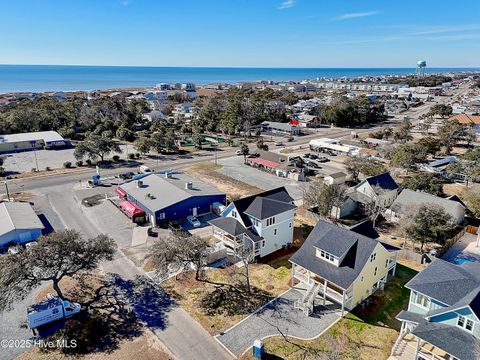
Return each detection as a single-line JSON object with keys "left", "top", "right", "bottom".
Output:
{"left": 215, "top": 288, "right": 341, "bottom": 357}
{"left": 217, "top": 157, "right": 305, "bottom": 201}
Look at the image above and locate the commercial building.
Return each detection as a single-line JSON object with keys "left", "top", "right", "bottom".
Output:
{"left": 260, "top": 121, "right": 300, "bottom": 135}
{"left": 0, "top": 202, "right": 45, "bottom": 247}
{"left": 117, "top": 172, "right": 226, "bottom": 227}
{"left": 309, "top": 138, "right": 360, "bottom": 156}
{"left": 0, "top": 131, "right": 70, "bottom": 154}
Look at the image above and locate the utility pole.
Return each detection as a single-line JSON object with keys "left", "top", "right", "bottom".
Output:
{"left": 4, "top": 180, "right": 10, "bottom": 201}
{"left": 33, "top": 149, "right": 39, "bottom": 171}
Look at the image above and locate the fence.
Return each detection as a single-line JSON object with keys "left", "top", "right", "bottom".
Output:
{"left": 438, "top": 228, "right": 466, "bottom": 257}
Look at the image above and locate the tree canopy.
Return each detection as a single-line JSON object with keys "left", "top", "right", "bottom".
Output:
{"left": 0, "top": 230, "right": 116, "bottom": 311}
{"left": 303, "top": 180, "right": 347, "bottom": 219}
{"left": 401, "top": 173, "right": 445, "bottom": 197}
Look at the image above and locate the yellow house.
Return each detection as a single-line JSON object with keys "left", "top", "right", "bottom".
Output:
{"left": 290, "top": 220, "right": 399, "bottom": 316}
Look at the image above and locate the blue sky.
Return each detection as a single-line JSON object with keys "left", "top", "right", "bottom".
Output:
{"left": 1, "top": 0, "right": 479, "bottom": 67}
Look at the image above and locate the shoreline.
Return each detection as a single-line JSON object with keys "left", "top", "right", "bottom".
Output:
{"left": 0, "top": 65, "right": 479, "bottom": 95}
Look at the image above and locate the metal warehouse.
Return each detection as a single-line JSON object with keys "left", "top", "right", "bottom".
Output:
{"left": 0, "top": 131, "right": 70, "bottom": 153}
{"left": 118, "top": 172, "right": 226, "bottom": 226}
{"left": 0, "top": 202, "right": 45, "bottom": 247}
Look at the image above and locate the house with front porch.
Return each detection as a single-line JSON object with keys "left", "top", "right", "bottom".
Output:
{"left": 290, "top": 220, "right": 400, "bottom": 316}
{"left": 209, "top": 187, "right": 296, "bottom": 259}
{"left": 391, "top": 259, "right": 480, "bottom": 360}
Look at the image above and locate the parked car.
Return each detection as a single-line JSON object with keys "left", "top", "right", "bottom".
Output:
{"left": 304, "top": 153, "right": 311, "bottom": 159}
{"left": 274, "top": 141, "right": 283, "bottom": 146}
{"left": 147, "top": 227, "right": 158, "bottom": 237}
{"left": 248, "top": 152, "right": 260, "bottom": 158}
{"left": 187, "top": 216, "right": 201, "bottom": 228}
{"left": 118, "top": 172, "right": 135, "bottom": 180}
{"left": 317, "top": 156, "right": 329, "bottom": 163}
{"left": 286, "top": 136, "right": 294, "bottom": 142}
{"left": 309, "top": 154, "right": 318, "bottom": 160}
{"left": 139, "top": 165, "right": 152, "bottom": 174}
{"left": 25, "top": 241, "right": 38, "bottom": 248}
{"left": 235, "top": 149, "right": 244, "bottom": 156}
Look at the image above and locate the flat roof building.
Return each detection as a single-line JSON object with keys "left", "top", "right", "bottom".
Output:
{"left": 119, "top": 172, "right": 226, "bottom": 226}
{"left": 0, "top": 131, "right": 70, "bottom": 154}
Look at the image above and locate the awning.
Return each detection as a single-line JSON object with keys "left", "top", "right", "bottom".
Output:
{"left": 247, "top": 157, "right": 279, "bottom": 168}
{"left": 119, "top": 201, "right": 145, "bottom": 217}
{"left": 115, "top": 187, "right": 127, "bottom": 198}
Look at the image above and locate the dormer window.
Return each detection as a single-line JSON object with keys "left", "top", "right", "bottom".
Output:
{"left": 232, "top": 210, "right": 238, "bottom": 218}
{"left": 316, "top": 249, "right": 338, "bottom": 265}
{"left": 370, "top": 253, "right": 376, "bottom": 262}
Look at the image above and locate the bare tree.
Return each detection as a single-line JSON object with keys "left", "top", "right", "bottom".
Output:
{"left": 363, "top": 185, "right": 388, "bottom": 227}
{"left": 303, "top": 179, "right": 348, "bottom": 220}
{"left": 149, "top": 231, "right": 210, "bottom": 281}
{"left": 237, "top": 241, "right": 254, "bottom": 295}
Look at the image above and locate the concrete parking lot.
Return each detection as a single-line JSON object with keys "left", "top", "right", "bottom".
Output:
{"left": 217, "top": 156, "right": 305, "bottom": 201}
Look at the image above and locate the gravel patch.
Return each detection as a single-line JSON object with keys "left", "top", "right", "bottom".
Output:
{"left": 216, "top": 288, "right": 341, "bottom": 357}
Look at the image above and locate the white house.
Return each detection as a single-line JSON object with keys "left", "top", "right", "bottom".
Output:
{"left": 324, "top": 172, "right": 346, "bottom": 185}
{"left": 209, "top": 187, "right": 296, "bottom": 258}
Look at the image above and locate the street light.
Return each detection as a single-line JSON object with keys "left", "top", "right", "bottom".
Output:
{"left": 4, "top": 180, "right": 10, "bottom": 201}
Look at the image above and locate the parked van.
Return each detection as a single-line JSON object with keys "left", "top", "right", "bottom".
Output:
{"left": 139, "top": 165, "right": 152, "bottom": 174}
{"left": 27, "top": 296, "right": 81, "bottom": 329}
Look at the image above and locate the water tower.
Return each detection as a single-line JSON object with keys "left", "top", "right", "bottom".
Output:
{"left": 416, "top": 60, "right": 427, "bottom": 77}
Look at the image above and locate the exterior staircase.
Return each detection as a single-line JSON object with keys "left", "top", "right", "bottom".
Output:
{"left": 390, "top": 335, "right": 417, "bottom": 360}
{"left": 294, "top": 282, "right": 321, "bottom": 316}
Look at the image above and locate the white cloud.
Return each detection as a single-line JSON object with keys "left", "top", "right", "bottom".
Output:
{"left": 333, "top": 11, "right": 379, "bottom": 21}
{"left": 279, "top": 0, "right": 296, "bottom": 10}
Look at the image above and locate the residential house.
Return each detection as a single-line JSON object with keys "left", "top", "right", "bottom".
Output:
{"left": 172, "top": 103, "right": 197, "bottom": 121}
{"left": 386, "top": 189, "right": 465, "bottom": 225}
{"left": 324, "top": 172, "right": 347, "bottom": 185}
{"left": 0, "top": 202, "right": 45, "bottom": 248}
{"left": 209, "top": 187, "right": 295, "bottom": 258}
{"left": 391, "top": 259, "right": 480, "bottom": 360}
{"left": 333, "top": 172, "right": 400, "bottom": 219}
{"left": 260, "top": 121, "right": 300, "bottom": 135}
{"left": 290, "top": 220, "right": 400, "bottom": 316}
{"left": 117, "top": 172, "right": 226, "bottom": 227}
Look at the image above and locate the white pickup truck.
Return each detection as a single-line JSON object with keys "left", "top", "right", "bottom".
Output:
{"left": 27, "top": 296, "right": 81, "bottom": 329}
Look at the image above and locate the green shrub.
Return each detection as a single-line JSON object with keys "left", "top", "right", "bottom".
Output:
{"left": 85, "top": 159, "right": 92, "bottom": 166}
{"left": 128, "top": 153, "right": 135, "bottom": 160}
{"left": 112, "top": 155, "right": 120, "bottom": 162}
{"left": 75, "top": 160, "right": 83, "bottom": 167}
{"left": 63, "top": 161, "right": 72, "bottom": 168}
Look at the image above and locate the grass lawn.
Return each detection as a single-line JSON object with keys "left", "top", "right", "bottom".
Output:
{"left": 240, "top": 264, "right": 418, "bottom": 360}
{"left": 162, "top": 257, "right": 293, "bottom": 335}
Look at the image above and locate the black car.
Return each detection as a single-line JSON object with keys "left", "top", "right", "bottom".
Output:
{"left": 317, "top": 156, "right": 329, "bottom": 163}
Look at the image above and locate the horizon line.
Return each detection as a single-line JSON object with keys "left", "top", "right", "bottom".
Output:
{"left": 1, "top": 63, "right": 479, "bottom": 69}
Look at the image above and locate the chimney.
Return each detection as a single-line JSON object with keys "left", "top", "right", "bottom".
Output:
{"left": 185, "top": 182, "right": 193, "bottom": 190}
{"left": 136, "top": 180, "right": 143, "bottom": 188}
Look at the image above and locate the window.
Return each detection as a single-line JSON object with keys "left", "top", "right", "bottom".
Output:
{"left": 262, "top": 240, "right": 266, "bottom": 247}
{"left": 318, "top": 249, "right": 336, "bottom": 264}
{"left": 266, "top": 217, "right": 276, "bottom": 227}
{"left": 414, "top": 293, "right": 430, "bottom": 309}
{"left": 274, "top": 228, "right": 277, "bottom": 236}
{"left": 385, "top": 259, "right": 389, "bottom": 268}
{"left": 370, "top": 253, "right": 376, "bottom": 262}
{"left": 374, "top": 267, "right": 378, "bottom": 276}
{"left": 232, "top": 210, "right": 237, "bottom": 218}
{"left": 361, "top": 276, "right": 364, "bottom": 282}
{"left": 457, "top": 316, "right": 474, "bottom": 332}
{"left": 289, "top": 223, "right": 292, "bottom": 228}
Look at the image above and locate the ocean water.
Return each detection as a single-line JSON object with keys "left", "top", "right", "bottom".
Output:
{"left": 0, "top": 65, "right": 478, "bottom": 94}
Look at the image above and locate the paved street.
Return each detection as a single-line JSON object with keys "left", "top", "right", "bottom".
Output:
{"left": 216, "top": 288, "right": 341, "bottom": 357}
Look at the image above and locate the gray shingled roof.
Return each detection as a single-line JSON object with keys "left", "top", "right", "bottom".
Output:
{"left": 208, "top": 217, "right": 263, "bottom": 242}
{"left": 365, "top": 172, "right": 399, "bottom": 192}
{"left": 390, "top": 189, "right": 465, "bottom": 221}
{"left": 406, "top": 259, "right": 480, "bottom": 308}
{"left": 396, "top": 310, "right": 424, "bottom": 324}
{"left": 411, "top": 321, "right": 479, "bottom": 360}
{"left": 290, "top": 220, "right": 391, "bottom": 289}
{"left": 209, "top": 217, "right": 248, "bottom": 236}
{"left": 244, "top": 197, "right": 296, "bottom": 220}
